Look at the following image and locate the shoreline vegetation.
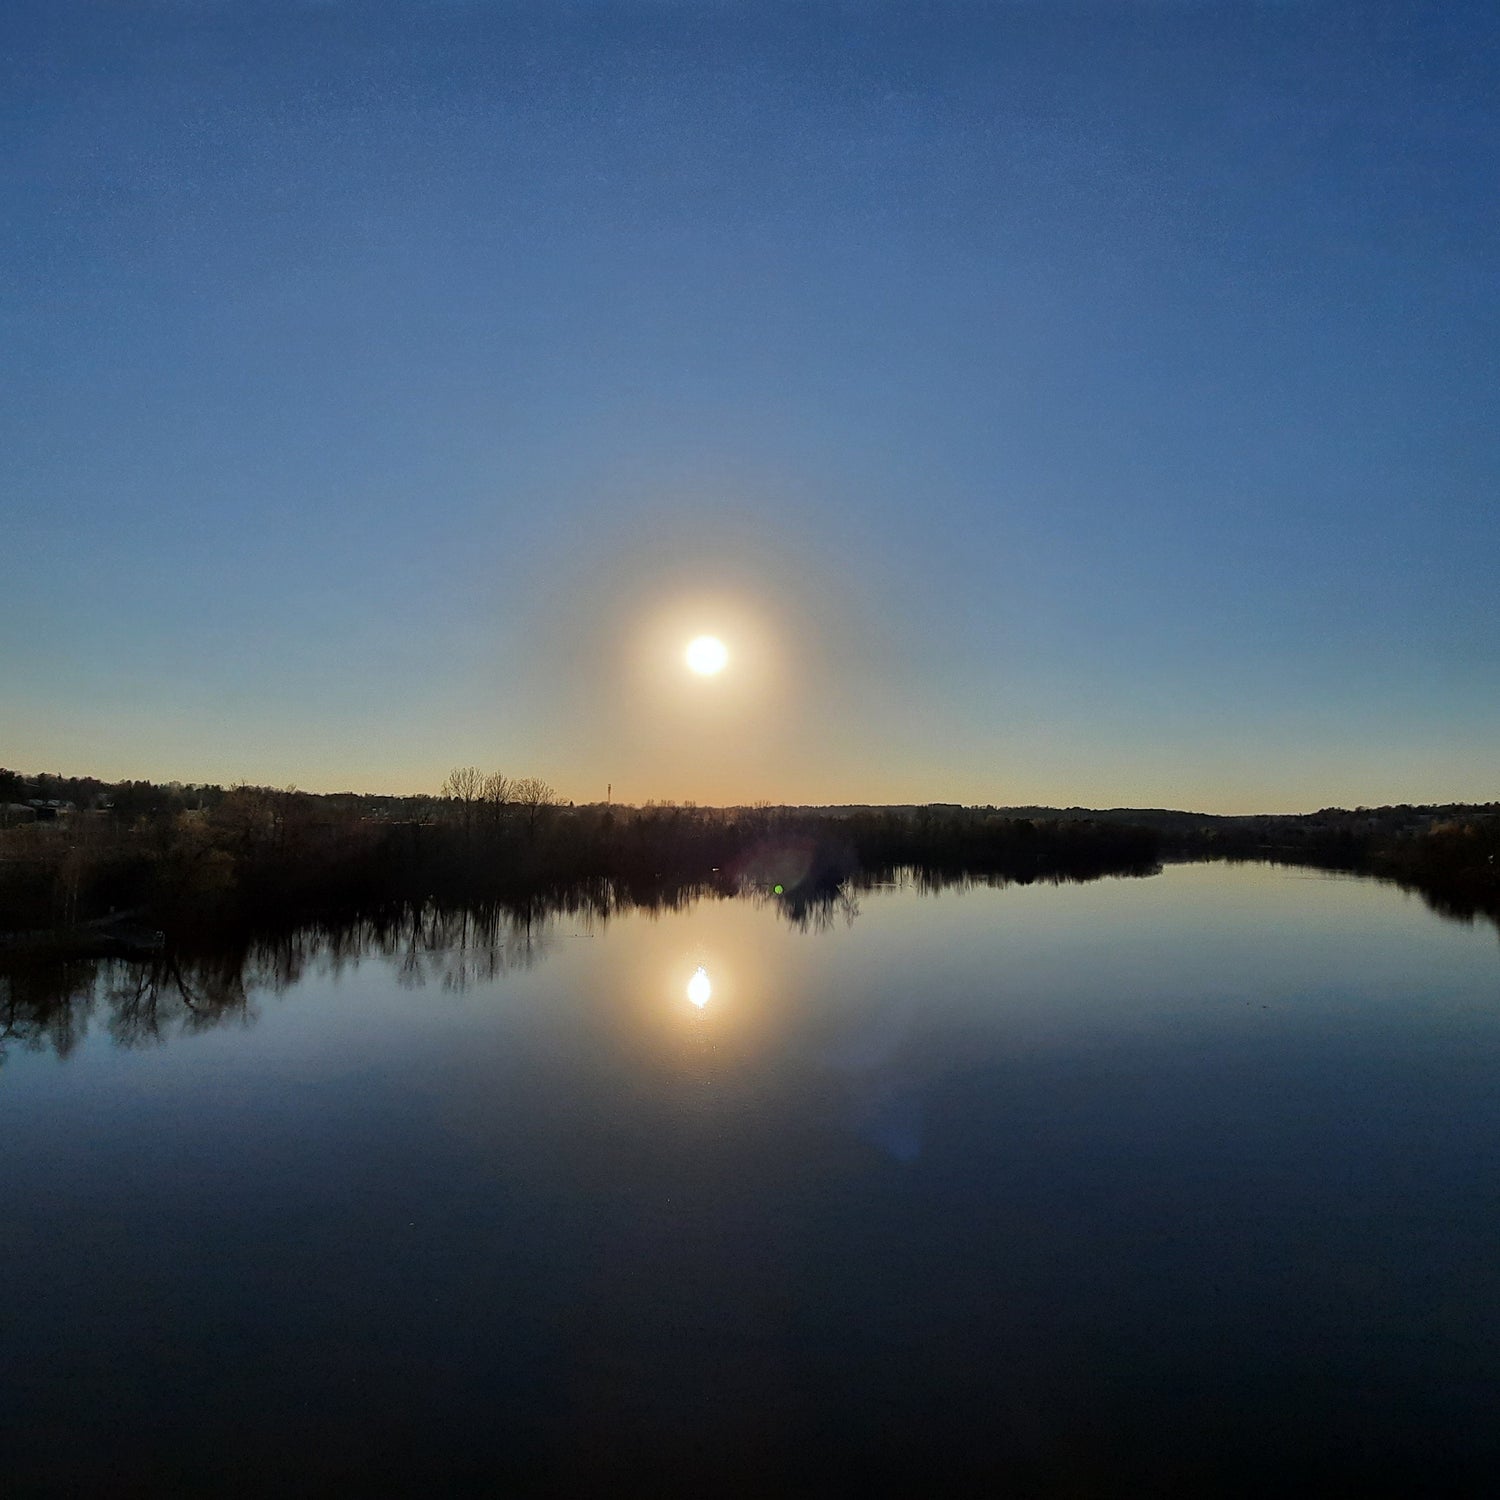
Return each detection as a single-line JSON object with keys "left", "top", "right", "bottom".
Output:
{"left": 2, "top": 767, "right": 1496, "bottom": 956}
{"left": 0, "top": 766, "right": 1160, "bottom": 945}
{"left": 1, "top": 767, "right": 1496, "bottom": 1065}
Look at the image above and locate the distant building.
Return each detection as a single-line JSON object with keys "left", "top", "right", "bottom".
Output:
{"left": 26, "top": 799, "right": 75, "bottom": 822}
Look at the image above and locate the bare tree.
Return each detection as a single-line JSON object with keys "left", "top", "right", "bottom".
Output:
{"left": 441, "top": 766, "right": 484, "bottom": 802}
{"left": 440, "top": 766, "right": 486, "bottom": 839}
{"left": 481, "top": 771, "right": 513, "bottom": 829}
{"left": 512, "top": 776, "right": 559, "bottom": 839}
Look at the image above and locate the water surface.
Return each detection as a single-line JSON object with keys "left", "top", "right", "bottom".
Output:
{"left": 3, "top": 864, "right": 1498, "bottom": 1494}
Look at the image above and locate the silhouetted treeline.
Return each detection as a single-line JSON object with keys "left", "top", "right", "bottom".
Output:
{"left": 0, "top": 767, "right": 435, "bottom": 825}
{"left": 1105, "top": 803, "right": 1498, "bottom": 928}
{"left": 8, "top": 766, "right": 1492, "bottom": 948}
{"left": 0, "top": 771, "right": 1161, "bottom": 944}
{"left": 1137, "top": 803, "right": 1500, "bottom": 923}
{"left": 1362, "top": 816, "right": 1500, "bottom": 926}
{"left": 1027, "top": 799, "right": 1500, "bottom": 866}
{"left": 973, "top": 800, "right": 1499, "bottom": 924}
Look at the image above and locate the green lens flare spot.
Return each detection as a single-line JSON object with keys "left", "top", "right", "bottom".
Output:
{"left": 773, "top": 884, "right": 784, "bottom": 895}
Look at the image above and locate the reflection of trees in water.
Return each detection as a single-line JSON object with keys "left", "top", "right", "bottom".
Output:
{"left": 1222, "top": 856, "right": 1500, "bottom": 946}
{"left": 0, "top": 861, "right": 1245, "bottom": 1063}
{"left": 0, "top": 957, "right": 97, "bottom": 1061}
{"left": 889, "top": 864, "right": 1130, "bottom": 897}
{"left": 1400, "top": 879, "right": 1500, "bottom": 943}
{"left": 762, "top": 864, "right": 1125, "bottom": 933}
{"left": 105, "top": 952, "right": 255, "bottom": 1048}
{"left": 1, "top": 950, "right": 257, "bottom": 1062}
{"left": 385, "top": 904, "right": 554, "bottom": 993}
{"left": 758, "top": 881, "right": 862, "bottom": 934}
{"left": 0, "top": 883, "right": 726, "bottom": 1061}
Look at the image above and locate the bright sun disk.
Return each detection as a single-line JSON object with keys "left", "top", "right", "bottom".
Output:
{"left": 686, "top": 635, "right": 728, "bottom": 675}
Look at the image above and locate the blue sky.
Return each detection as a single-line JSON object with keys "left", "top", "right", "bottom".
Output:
{"left": 4, "top": 1, "right": 1496, "bottom": 810}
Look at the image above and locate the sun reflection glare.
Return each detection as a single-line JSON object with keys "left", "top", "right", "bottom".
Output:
{"left": 686, "top": 966, "right": 712, "bottom": 1008}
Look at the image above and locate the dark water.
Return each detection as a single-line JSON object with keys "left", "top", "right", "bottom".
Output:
{"left": 3, "top": 864, "right": 1498, "bottom": 1496}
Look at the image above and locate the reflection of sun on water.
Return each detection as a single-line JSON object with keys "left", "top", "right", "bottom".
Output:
{"left": 687, "top": 966, "right": 712, "bottom": 1008}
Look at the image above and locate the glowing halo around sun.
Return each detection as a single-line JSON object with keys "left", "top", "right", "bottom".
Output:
{"left": 685, "top": 635, "right": 728, "bottom": 676}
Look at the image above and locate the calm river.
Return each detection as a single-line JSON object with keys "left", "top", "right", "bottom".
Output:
{"left": 3, "top": 863, "right": 1497, "bottom": 1494}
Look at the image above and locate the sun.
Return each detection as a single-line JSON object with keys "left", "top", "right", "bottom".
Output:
{"left": 685, "top": 635, "right": 728, "bottom": 676}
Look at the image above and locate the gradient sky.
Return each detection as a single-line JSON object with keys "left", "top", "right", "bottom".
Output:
{"left": 5, "top": 1, "right": 1497, "bottom": 811}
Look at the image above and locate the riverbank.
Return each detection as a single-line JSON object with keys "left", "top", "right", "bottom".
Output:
{"left": 0, "top": 801, "right": 1162, "bottom": 949}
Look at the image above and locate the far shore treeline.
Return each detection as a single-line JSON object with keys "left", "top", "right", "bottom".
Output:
{"left": 1, "top": 766, "right": 1496, "bottom": 946}
{"left": 0, "top": 766, "right": 1158, "bottom": 939}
